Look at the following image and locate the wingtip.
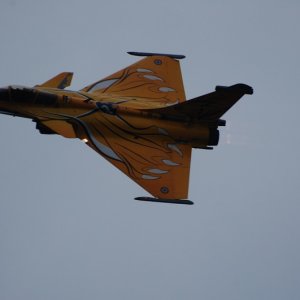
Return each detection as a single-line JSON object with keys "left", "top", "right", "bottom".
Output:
{"left": 127, "top": 51, "right": 186, "bottom": 60}
{"left": 134, "top": 197, "right": 194, "bottom": 205}
{"left": 238, "top": 84, "right": 254, "bottom": 95}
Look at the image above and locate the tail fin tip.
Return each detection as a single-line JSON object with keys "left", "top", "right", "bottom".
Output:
{"left": 215, "top": 83, "right": 254, "bottom": 95}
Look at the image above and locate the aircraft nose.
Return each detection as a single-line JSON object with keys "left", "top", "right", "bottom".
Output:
{"left": 0, "top": 87, "right": 10, "bottom": 102}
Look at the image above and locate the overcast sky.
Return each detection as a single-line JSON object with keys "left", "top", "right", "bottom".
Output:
{"left": 0, "top": 0, "right": 299, "bottom": 299}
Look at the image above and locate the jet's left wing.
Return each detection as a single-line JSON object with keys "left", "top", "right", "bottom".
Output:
{"left": 81, "top": 53, "right": 186, "bottom": 109}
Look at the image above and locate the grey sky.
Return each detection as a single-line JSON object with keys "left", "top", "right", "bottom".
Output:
{"left": 0, "top": 0, "right": 299, "bottom": 299}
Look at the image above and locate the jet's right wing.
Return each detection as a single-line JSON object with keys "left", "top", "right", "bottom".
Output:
{"left": 50, "top": 106, "right": 192, "bottom": 200}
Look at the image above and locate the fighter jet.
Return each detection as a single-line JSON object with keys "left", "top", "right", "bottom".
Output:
{"left": 0, "top": 52, "right": 253, "bottom": 204}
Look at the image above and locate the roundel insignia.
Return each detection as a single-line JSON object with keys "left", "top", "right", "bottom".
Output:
{"left": 160, "top": 186, "right": 169, "bottom": 194}
{"left": 154, "top": 59, "right": 162, "bottom": 65}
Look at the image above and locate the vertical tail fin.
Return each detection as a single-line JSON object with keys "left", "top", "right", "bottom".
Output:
{"left": 37, "top": 72, "right": 73, "bottom": 89}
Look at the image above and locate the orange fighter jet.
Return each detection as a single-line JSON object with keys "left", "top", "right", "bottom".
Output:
{"left": 0, "top": 52, "right": 253, "bottom": 204}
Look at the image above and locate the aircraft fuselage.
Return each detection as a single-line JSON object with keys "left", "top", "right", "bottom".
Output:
{"left": 0, "top": 52, "right": 252, "bottom": 201}
{"left": 0, "top": 85, "right": 217, "bottom": 148}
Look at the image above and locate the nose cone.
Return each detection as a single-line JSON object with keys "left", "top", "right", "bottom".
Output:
{"left": 0, "top": 87, "right": 10, "bottom": 102}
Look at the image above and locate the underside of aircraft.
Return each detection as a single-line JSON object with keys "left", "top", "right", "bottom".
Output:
{"left": 0, "top": 52, "right": 253, "bottom": 204}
